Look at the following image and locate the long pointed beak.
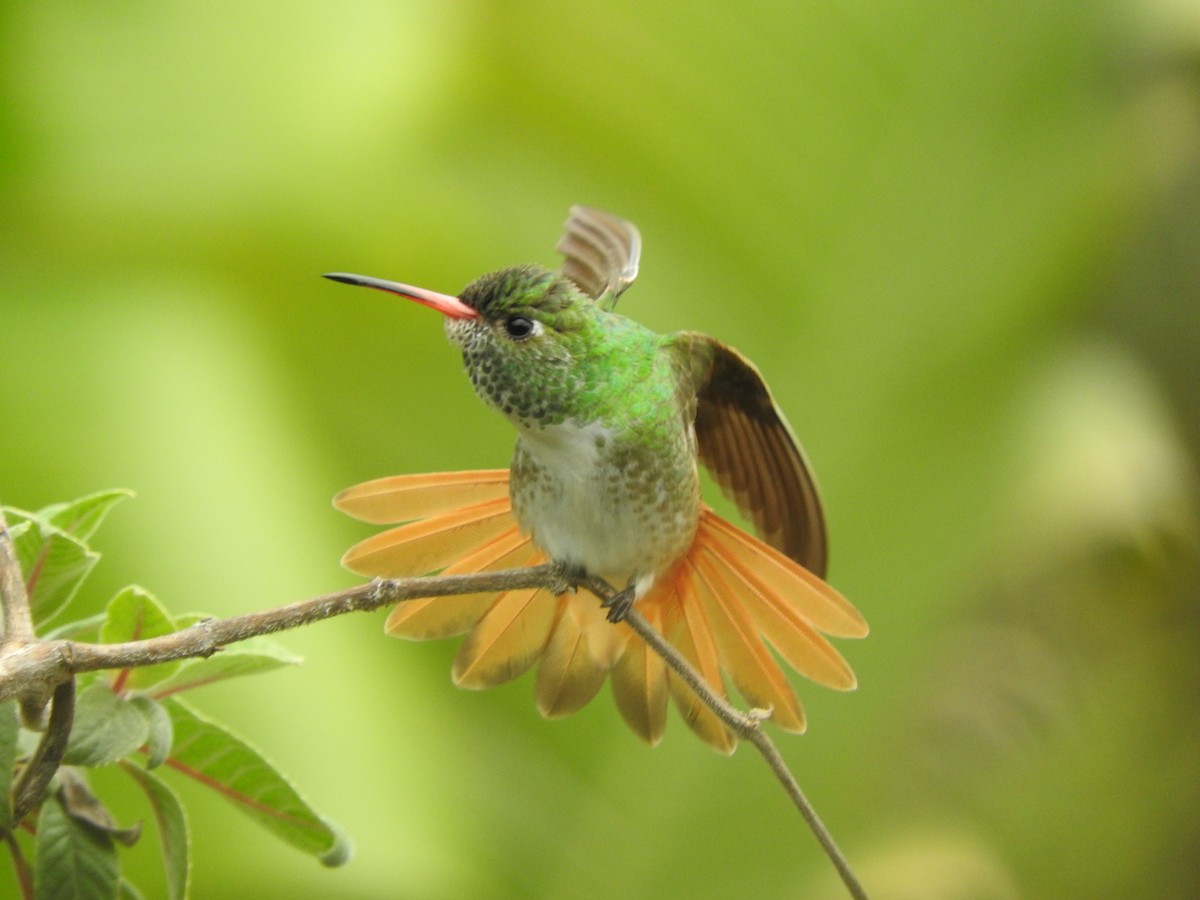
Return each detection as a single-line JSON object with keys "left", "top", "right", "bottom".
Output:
{"left": 323, "top": 272, "right": 479, "bottom": 320}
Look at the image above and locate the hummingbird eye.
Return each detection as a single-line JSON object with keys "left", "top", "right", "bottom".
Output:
{"left": 503, "top": 315, "right": 541, "bottom": 340}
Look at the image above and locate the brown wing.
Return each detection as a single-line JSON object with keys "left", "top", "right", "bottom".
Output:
{"left": 678, "top": 333, "right": 828, "bottom": 577}
{"left": 555, "top": 205, "right": 641, "bottom": 307}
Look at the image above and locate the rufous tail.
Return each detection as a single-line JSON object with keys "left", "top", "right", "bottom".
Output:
{"left": 335, "top": 470, "right": 867, "bottom": 753}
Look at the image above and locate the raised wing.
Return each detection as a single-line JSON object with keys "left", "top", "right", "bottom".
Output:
{"left": 676, "top": 334, "right": 828, "bottom": 577}
{"left": 555, "top": 205, "right": 641, "bottom": 309}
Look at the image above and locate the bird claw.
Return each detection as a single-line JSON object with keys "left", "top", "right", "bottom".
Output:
{"left": 602, "top": 587, "right": 636, "bottom": 623}
{"left": 548, "top": 562, "right": 581, "bottom": 596}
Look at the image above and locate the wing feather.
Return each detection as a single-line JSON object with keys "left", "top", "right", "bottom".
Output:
{"left": 556, "top": 205, "right": 641, "bottom": 308}
{"left": 676, "top": 334, "right": 829, "bottom": 576}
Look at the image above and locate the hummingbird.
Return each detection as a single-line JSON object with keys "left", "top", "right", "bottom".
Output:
{"left": 326, "top": 206, "right": 866, "bottom": 753}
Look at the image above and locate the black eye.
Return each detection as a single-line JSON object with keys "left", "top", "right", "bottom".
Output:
{"left": 504, "top": 316, "right": 537, "bottom": 339}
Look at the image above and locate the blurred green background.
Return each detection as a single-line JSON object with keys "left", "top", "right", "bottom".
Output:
{"left": 3, "top": 1, "right": 1199, "bottom": 897}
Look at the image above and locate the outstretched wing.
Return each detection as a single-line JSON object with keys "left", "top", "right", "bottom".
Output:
{"left": 675, "top": 333, "right": 829, "bottom": 577}
{"left": 555, "top": 205, "right": 641, "bottom": 309}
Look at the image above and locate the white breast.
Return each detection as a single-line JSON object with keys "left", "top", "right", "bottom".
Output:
{"left": 513, "top": 420, "right": 652, "bottom": 583}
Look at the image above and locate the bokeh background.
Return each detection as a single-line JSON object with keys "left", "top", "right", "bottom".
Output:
{"left": 3, "top": 2, "right": 1199, "bottom": 897}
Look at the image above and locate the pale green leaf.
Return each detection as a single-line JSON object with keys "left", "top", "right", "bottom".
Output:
{"left": 34, "top": 792, "right": 119, "bottom": 900}
{"left": 7, "top": 517, "right": 98, "bottom": 627}
{"left": 64, "top": 683, "right": 149, "bottom": 768}
{"left": 121, "top": 762, "right": 189, "bottom": 900}
{"left": 162, "top": 698, "right": 350, "bottom": 866}
{"left": 130, "top": 697, "right": 173, "bottom": 770}
{"left": 43, "top": 611, "right": 109, "bottom": 641}
{"left": 40, "top": 490, "right": 134, "bottom": 542}
{"left": 150, "top": 629, "right": 301, "bottom": 699}
{"left": 100, "top": 586, "right": 180, "bottom": 690}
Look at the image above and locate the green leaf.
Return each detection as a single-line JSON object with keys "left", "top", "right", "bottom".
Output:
{"left": 0, "top": 700, "right": 18, "bottom": 828}
{"left": 65, "top": 683, "right": 149, "bottom": 768}
{"left": 43, "top": 611, "right": 109, "bottom": 641}
{"left": 121, "top": 762, "right": 189, "bottom": 900}
{"left": 149, "top": 625, "right": 301, "bottom": 699}
{"left": 8, "top": 516, "right": 99, "bottom": 627}
{"left": 40, "top": 490, "right": 133, "bottom": 542}
{"left": 100, "top": 587, "right": 180, "bottom": 690}
{"left": 0, "top": 491, "right": 130, "bottom": 630}
{"left": 130, "top": 697, "right": 173, "bottom": 770}
{"left": 162, "top": 698, "right": 351, "bottom": 866}
{"left": 34, "top": 792, "right": 120, "bottom": 900}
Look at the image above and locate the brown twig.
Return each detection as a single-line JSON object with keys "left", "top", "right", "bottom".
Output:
{"left": 11, "top": 678, "right": 76, "bottom": 824}
{"left": 577, "top": 575, "right": 868, "bottom": 900}
{"left": 0, "top": 566, "right": 567, "bottom": 704}
{"left": 0, "top": 557, "right": 866, "bottom": 897}
{"left": 0, "top": 509, "right": 35, "bottom": 644}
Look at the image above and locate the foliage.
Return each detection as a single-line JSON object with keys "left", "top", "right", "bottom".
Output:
{"left": 1, "top": 494, "right": 348, "bottom": 900}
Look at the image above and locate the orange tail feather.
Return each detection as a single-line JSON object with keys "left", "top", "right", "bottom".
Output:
{"left": 701, "top": 514, "right": 868, "bottom": 638}
{"left": 536, "top": 596, "right": 630, "bottom": 718}
{"left": 694, "top": 518, "right": 858, "bottom": 691}
{"left": 341, "top": 496, "right": 514, "bottom": 577}
{"left": 334, "top": 469, "right": 510, "bottom": 524}
{"left": 335, "top": 471, "right": 867, "bottom": 752}
{"left": 661, "top": 576, "right": 737, "bottom": 754}
{"left": 384, "top": 528, "right": 535, "bottom": 640}
{"left": 453, "top": 582, "right": 558, "bottom": 688}
{"left": 610, "top": 602, "right": 668, "bottom": 745}
{"left": 688, "top": 554, "right": 806, "bottom": 732}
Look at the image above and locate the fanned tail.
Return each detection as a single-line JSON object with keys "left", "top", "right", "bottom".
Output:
{"left": 335, "top": 473, "right": 867, "bottom": 752}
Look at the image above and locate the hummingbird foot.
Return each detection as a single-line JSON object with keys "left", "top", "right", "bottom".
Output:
{"left": 547, "top": 561, "right": 584, "bottom": 596}
{"left": 602, "top": 584, "right": 637, "bottom": 623}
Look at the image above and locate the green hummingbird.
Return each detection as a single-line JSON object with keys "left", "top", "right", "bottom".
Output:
{"left": 326, "top": 206, "right": 866, "bottom": 752}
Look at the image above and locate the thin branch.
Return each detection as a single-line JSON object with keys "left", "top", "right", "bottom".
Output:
{"left": 0, "top": 566, "right": 566, "bottom": 704}
{"left": 0, "top": 561, "right": 866, "bottom": 898}
{"left": 11, "top": 678, "right": 76, "bottom": 824}
{"left": 0, "top": 509, "right": 34, "bottom": 644}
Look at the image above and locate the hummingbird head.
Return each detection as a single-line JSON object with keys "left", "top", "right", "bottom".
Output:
{"left": 325, "top": 264, "right": 607, "bottom": 429}
{"left": 448, "top": 264, "right": 605, "bottom": 427}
